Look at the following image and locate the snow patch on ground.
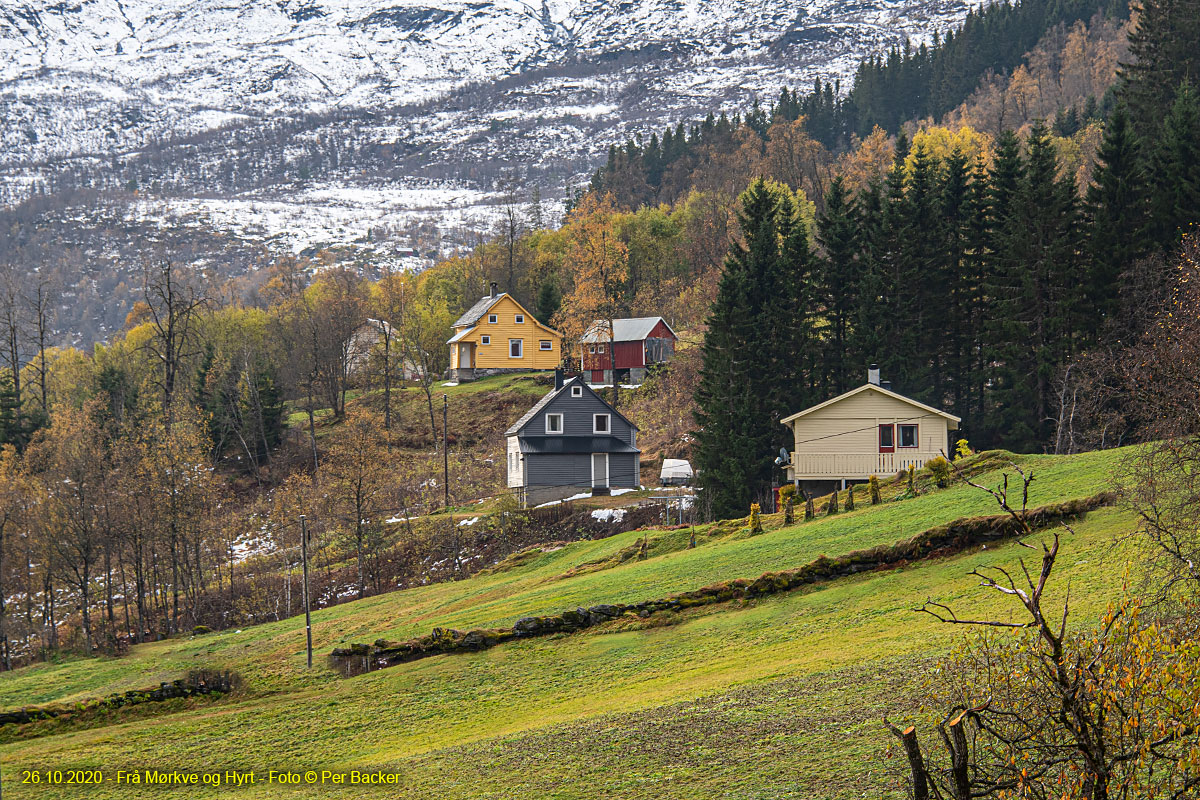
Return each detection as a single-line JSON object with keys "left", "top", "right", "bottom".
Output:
{"left": 590, "top": 508, "right": 627, "bottom": 523}
{"left": 534, "top": 491, "right": 593, "bottom": 508}
{"left": 458, "top": 516, "right": 481, "bottom": 527}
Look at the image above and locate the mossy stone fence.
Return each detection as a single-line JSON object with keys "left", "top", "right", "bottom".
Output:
{"left": 0, "top": 670, "right": 239, "bottom": 728}
{"left": 331, "top": 492, "right": 1115, "bottom": 676}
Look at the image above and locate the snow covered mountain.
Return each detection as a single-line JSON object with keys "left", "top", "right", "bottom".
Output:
{"left": 0, "top": 0, "right": 977, "bottom": 344}
{"left": 2, "top": 0, "right": 974, "bottom": 165}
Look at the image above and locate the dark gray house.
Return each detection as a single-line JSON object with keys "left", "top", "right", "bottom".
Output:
{"left": 505, "top": 375, "right": 640, "bottom": 506}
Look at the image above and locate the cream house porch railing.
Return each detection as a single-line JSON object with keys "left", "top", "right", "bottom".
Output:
{"left": 791, "top": 452, "right": 934, "bottom": 479}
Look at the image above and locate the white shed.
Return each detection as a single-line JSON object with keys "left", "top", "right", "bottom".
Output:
{"left": 659, "top": 458, "right": 694, "bottom": 486}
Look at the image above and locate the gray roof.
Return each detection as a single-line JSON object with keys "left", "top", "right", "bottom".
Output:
{"left": 504, "top": 378, "right": 572, "bottom": 435}
{"left": 504, "top": 375, "right": 639, "bottom": 436}
{"left": 453, "top": 293, "right": 507, "bottom": 328}
{"left": 519, "top": 436, "right": 640, "bottom": 454}
{"left": 580, "top": 316, "right": 675, "bottom": 343}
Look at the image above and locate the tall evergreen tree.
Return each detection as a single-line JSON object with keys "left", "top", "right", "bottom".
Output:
{"left": 695, "top": 179, "right": 806, "bottom": 519}
{"left": 992, "top": 123, "right": 1081, "bottom": 451}
{"left": 939, "top": 146, "right": 975, "bottom": 417}
{"left": 1150, "top": 82, "right": 1200, "bottom": 244}
{"left": 1119, "top": 0, "right": 1200, "bottom": 132}
{"left": 1085, "top": 103, "right": 1150, "bottom": 330}
{"left": 815, "top": 177, "right": 861, "bottom": 395}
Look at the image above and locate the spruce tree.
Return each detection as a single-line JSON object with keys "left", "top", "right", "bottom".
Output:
{"left": 815, "top": 176, "right": 860, "bottom": 395}
{"left": 992, "top": 123, "right": 1081, "bottom": 451}
{"left": 1119, "top": 0, "right": 1200, "bottom": 132}
{"left": 1085, "top": 104, "right": 1150, "bottom": 330}
{"left": 695, "top": 179, "right": 806, "bottom": 520}
{"left": 535, "top": 277, "right": 562, "bottom": 325}
{"left": 939, "top": 147, "right": 974, "bottom": 418}
{"left": 1151, "top": 82, "right": 1200, "bottom": 244}
{"left": 849, "top": 180, "right": 889, "bottom": 380}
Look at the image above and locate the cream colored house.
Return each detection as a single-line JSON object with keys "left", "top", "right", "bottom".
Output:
{"left": 781, "top": 369, "right": 960, "bottom": 488}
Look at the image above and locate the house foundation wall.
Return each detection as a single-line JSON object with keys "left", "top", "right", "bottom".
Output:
{"left": 450, "top": 367, "right": 549, "bottom": 383}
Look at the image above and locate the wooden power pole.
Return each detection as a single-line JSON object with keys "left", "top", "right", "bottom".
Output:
{"left": 442, "top": 394, "right": 449, "bottom": 509}
{"left": 300, "top": 515, "right": 312, "bottom": 669}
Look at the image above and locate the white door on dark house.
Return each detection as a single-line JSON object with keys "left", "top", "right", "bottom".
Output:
{"left": 591, "top": 453, "right": 609, "bottom": 488}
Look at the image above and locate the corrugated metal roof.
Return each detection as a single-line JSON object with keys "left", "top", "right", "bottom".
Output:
{"left": 518, "top": 436, "right": 640, "bottom": 454}
{"left": 580, "top": 316, "right": 675, "bottom": 343}
{"left": 453, "top": 293, "right": 506, "bottom": 329}
{"left": 446, "top": 326, "right": 476, "bottom": 344}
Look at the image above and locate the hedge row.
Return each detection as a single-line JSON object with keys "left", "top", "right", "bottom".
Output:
{"left": 331, "top": 492, "right": 1115, "bottom": 673}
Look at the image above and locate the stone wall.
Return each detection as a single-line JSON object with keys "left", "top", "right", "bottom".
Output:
{"left": 331, "top": 491, "right": 1115, "bottom": 675}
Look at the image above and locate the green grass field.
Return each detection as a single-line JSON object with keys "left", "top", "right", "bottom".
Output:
{"left": 0, "top": 447, "right": 1142, "bottom": 799}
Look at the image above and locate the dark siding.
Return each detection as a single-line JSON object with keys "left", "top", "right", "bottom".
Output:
{"left": 526, "top": 453, "right": 591, "bottom": 487}
{"left": 520, "top": 384, "right": 636, "bottom": 441}
{"left": 525, "top": 453, "right": 638, "bottom": 489}
{"left": 518, "top": 379, "right": 640, "bottom": 489}
{"left": 608, "top": 453, "right": 639, "bottom": 487}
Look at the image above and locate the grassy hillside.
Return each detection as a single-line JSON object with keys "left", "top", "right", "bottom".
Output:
{"left": 0, "top": 448, "right": 1140, "bottom": 799}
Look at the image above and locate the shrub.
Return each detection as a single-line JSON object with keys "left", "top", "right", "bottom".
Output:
{"left": 907, "top": 465, "right": 916, "bottom": 494}
{"left": 954, "top": 438, "right": 974, "bottom": 459}
{"left": 780, "top": 485, "right": 796, "bottom": 520}
{"left": 804, "top": 494, "right": 815, "bottom": 520}
{"left": 845, "top": 485, "right": 855, "bottom": 511}
{"left": 869, "top": 475, "right": 882, "bottom": 505}
{"left": 748, "top": 503, "right": 763, "bottom": 533}
{"left": 827, "top": 491, "right": 839, "bottom": 515}
{"left": 192, "top": 625, "right": 212, "bottom": 636}
{"left": 926, "top": 456, "right": 952, "bottom": 488}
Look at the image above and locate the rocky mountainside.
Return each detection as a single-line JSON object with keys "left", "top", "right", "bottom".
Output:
{"left": 0, "top": 0, "right": 977, "bottom": 344}
{"left": 3, "top": 0, "right": 976, "bottom": 167}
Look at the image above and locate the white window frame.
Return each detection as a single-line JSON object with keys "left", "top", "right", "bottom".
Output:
{"left": 593, "top": 413, "right": 610, "bottom": 434}
{"left": 515, "top": 314, "right": 524, "bottom": 324}
{"left": 481, "top": 335, "right": 491, "bottom": 345}
{"left": 545, "top": 413, "right": 564, "bottom": 434}
{"left": 597, "top": 344, "right": 606, "bottom": 354}
{"left": 588, "top": 344, "right": 596, "bottom": 354}
{"left": 571, "top": 385, "right": 583, "bottom": 397}
{"left": 539, "top": 339, "right": 552, "bottom": 351}
{"left": 898, "top": 423, "right": 919, "bottom": 449}
{"left": 509, "top": 338, "right": 523, "bottom": 359}
{"left": 488, "top": 314, "right": 498, "bottom": 324}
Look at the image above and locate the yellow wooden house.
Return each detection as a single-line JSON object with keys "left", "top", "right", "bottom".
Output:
{"left": 447, "top": 285, "right": 562, "bottom": 381}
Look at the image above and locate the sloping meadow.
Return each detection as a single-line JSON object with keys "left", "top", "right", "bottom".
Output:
{"left": 0, "top": 448, "right": 1139, "bottom": 798}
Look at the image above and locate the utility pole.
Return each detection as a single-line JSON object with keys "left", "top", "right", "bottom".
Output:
{"left": 442, "top": 394, "right": 449, "bottom": 509}
{"left": 300, "top": 515, "right": 312, "bottom": 669}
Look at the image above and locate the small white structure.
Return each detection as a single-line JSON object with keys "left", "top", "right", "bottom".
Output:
{"left": 659, "top": 458, "right": 694, "bottom": 486}
{"left": 781, "top": 367, "right": 960, "bottom": 486}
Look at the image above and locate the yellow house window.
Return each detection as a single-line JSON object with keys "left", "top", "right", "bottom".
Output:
{"left": 509, "top": 339, "right": 523, "bottom": 358}
{"left": 481, "top": 335, "right": 490, "bottom": 345}
{"left": 488, "top": 314, "right": 497, "bottom": 323}
{"left": 515, "top": 314, "right": 524, "bottom": 324}
{"left": 539, "top": 340, "right": 552, "bottom": 350}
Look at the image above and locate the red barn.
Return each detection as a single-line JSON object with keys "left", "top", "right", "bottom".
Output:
{"left": 580, "top": 317, "right": 677, "bottom": 385}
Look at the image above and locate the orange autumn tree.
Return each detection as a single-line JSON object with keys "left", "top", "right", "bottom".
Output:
{"left": 554, "top": 193, "right": 629, "bottom": 396}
